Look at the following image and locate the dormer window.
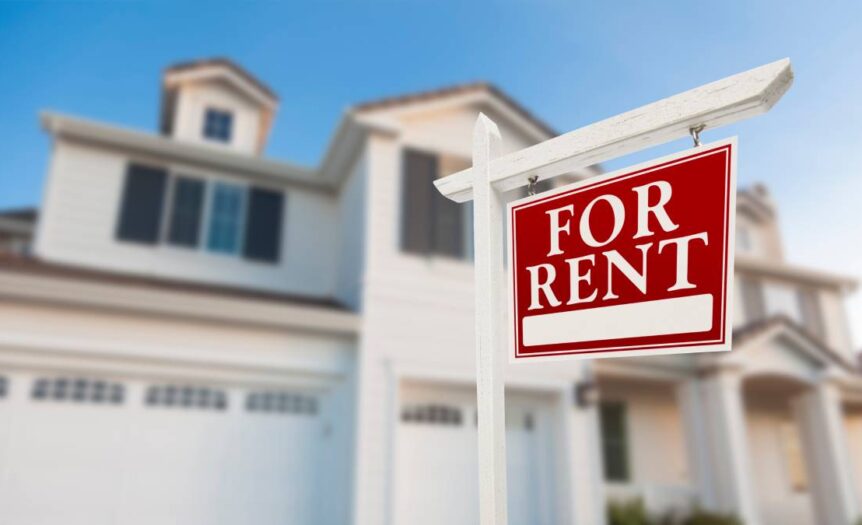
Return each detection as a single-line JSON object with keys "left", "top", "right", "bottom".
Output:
{"left": 203, "top": 108, "right": 233, "bottom": 143}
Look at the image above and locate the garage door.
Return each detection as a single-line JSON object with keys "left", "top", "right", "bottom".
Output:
{"left": 0, "top": 370, "right": 327, "bottom": 525}
{"left": 394, "top": 383, "right": 555, "bottom": 525}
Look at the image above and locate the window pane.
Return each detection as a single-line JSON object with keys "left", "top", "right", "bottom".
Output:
{"left": 740, "top": 276, "right": 766, "bottom": 322}
{"left": 243, "top": 187, "right": 284, "bottom": 262}
{"left": 780, "top": 422, "right": 808, "bottom": 491}
{"left": 798, "top": 288, "right": 824, "bottom": 338}
{"left": 203, "top": 108, "right": 233, "bottom": 142}
{"left": 167, "top": 176, "right": 204, "bottom": 247}
{"left": 433, "top": 193, "right": 463, "bottom": 258}
{"left": 764, "top": 283, "right": 803, "bottom": 324}
{"left": 207, "top": 183, "right": 244, "bottom": 254}
{"left": 599, "top": 401, "right": 630, "bottom": 482}
{"left": 434, "top": 155, "right": 469, "bottom": 259}
{"left": 116, "top": 163, "right": 167, "bottom": 244}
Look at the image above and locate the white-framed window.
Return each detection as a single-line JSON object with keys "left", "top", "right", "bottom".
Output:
{"left": 599, "top": 400, "right": 630, "bottom": 483}
{"left": 779, "top": 422, "right": 808, "bottom": 492}
{"left": 206, "top": 182, "right": 246, "bottom": 254}
{"left": 763, "top": 282, "right": 803, "bottom": 324}
{"left": 203, "top": 108, "right": 233, "bottom": 143}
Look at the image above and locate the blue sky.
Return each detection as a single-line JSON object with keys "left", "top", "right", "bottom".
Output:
{"left": 1, "top": 0, "right": 861, "bottom": 344}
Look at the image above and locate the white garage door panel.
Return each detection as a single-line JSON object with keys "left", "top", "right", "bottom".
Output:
{"left": 395, "top": 387, "right": 555, "bottom": 525}
{"left": 0, "top": 372, "right": 327, "bottom": 525}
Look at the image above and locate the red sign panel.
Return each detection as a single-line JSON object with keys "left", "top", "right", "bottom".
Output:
{"left": 508, "top": 139, "right": 737, "bottom": 361}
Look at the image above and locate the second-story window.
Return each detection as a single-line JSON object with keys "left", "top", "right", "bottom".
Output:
{"left": 798, "top": 288, "right": 825, "bottom": 338}
{"left": 400, "top": 149, "right": 471, "bottom": 260}
{"left": 203, "top": 108, "right": 233, "bottom": 143}
{"left": 739, "top": 276, "right": 767, "bottom": 323}
{"left": 207, "top": 182, "right": 245, "bottom": 254}
{"left": 166, "top": 176, "right": 205, "bottom": 247}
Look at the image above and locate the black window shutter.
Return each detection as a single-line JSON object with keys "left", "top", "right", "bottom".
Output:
{"left": 243, "top": 187, "right": 284, "bottom": 262}
{"left": 401, "top": 150, "right": 436, "bottom": 255}
{"left": 433, "top": 191, "right": 464, "bottom": 258}
{"left": 116, "top": 163, "right": 168, "bottom": 244}
{"left": 167, "top": 176, "right": 205, "bottom": 247}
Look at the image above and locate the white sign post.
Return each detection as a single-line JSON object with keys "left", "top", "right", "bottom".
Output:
{"left": 437, "top": 58, "right": 793, "bottom": 525}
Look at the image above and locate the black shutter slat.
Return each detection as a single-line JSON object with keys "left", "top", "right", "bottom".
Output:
{"left": 167, "top": 176, "right": 204, "bottom": 247}
{"left": 243, "top": 187, "right": 284, "bottom": 263}
{"left": 116, "top": 164, "right": 167, "bottom": 244}
{"left": 401, "top": 150, "right": 436, "bottom": 255}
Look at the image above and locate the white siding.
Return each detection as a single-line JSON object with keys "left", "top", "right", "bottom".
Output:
{"left": 334, "top": 151, "right": 368, "bottom": 310}
{"left": 35, "top": 140, "right": 338, "bottom": 298}
{"left": 352, "top": 106, "right": 597, "bottom": 525}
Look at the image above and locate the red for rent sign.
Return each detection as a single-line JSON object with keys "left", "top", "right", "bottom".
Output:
{"left": 508, "top": 139, "right": 737, "bottom": 361}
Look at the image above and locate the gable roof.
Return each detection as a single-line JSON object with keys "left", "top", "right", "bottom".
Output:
{"left": 352, "top": 81, "right": 559, "bottom": 138}
{"left": 159, "top": 58, "right": 279, "bottom": 143}
{"left": 733, "top": 315, "right": 857, "bottom": 372}
{"left": 164, "top": 57, "right": 279, "bottom": 102}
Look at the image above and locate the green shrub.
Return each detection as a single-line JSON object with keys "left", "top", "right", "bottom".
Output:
{"left": 607, "top": 499, "right": 742, "bottom": 525}
{"left": 681, "top": 509, "right": 742, "bottom": 525}
{"left": 608, "top": 499, "right": 651, "bottom": 525}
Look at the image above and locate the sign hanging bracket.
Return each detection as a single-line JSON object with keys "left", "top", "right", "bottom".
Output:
{"left": 690, "top": 124, "right": 706, "bottom": 147}
{"left": 526, "top": 175, "right": 538, "bottom": 196}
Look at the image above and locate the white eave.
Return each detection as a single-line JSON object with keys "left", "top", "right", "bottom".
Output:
{"left": 736, "top": 254, "right": 858, "bottom": 293}
{"left": 0, "top": 263, "right": 360, "bottom": 336}
{"left": 40, "top": 112, "right": 330, "bottom": 191}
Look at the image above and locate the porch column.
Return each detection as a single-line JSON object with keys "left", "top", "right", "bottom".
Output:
{"left": 559, "top": 365, "right": 606, "bottom": 525}
{"left": 794, "top": 381, "right": 859, "bottom": 525}
{"left": 689, "top": 369, "right": 759, "bottom": 524}
{"left": 676, "top": 379, "right": 717, "bottom": 509}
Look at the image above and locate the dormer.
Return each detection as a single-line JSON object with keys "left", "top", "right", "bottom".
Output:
{"left": 159, "top": 58, "right": 279, "bottom": 155}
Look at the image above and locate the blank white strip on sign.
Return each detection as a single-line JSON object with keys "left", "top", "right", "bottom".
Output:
{"left": 522, "top": 294, "right": 714, "bottom": 347}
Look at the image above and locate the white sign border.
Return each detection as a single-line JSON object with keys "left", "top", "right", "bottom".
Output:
{"left": 507, "top": 137, "right": 738, "bottom": 363}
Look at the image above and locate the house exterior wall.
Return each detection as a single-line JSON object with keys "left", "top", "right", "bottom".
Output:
{"left": 35, "top": 138, "right": 338, "bottom": 297}
{"left": 844, "top": 410, "right": 862, "bottom": 507}
{"left": 351, "top": 104, "right": 605, "bottom": 525}
{"left": 334, "top": 151, "right": 368, "bottom": 310}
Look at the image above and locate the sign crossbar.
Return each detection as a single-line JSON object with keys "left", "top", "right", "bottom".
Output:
{"left": 436, "top": 58, "right": 792, "bottom": 203}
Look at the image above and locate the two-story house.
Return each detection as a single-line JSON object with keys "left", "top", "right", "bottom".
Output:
{"left": 0, "top": 58, "right": 860, "bottom": 525}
